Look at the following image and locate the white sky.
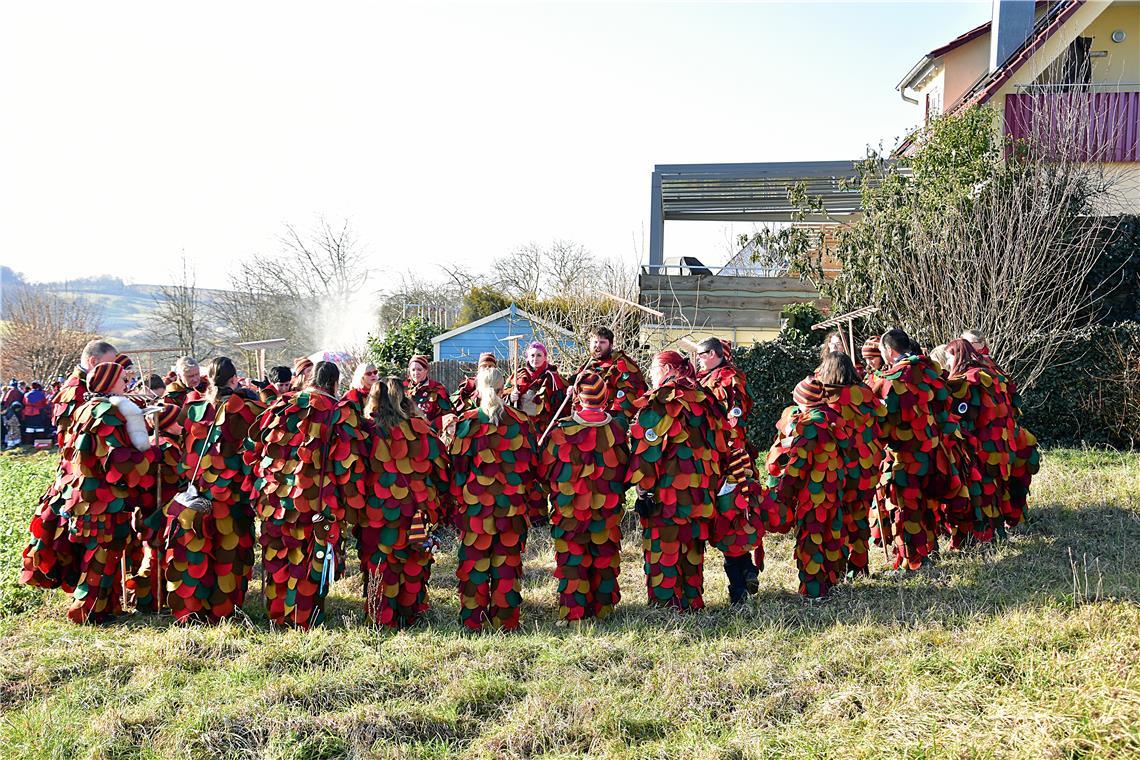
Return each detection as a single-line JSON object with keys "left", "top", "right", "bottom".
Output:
{"left": 0, "top": 1, "right": 990, "bottom": 290}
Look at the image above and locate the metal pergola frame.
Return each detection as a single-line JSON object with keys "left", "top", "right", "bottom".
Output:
{"left": 648, "top": 160, "right": 871, "bottom": 269}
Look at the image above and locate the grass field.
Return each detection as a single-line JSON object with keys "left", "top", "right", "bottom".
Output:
{"left": 1, "top": 448, "right": 1138, "bottom": 759}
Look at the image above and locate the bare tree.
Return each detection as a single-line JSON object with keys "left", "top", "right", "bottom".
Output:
{"left": 213, "top": 217, "right": 372, "bottom": 360}
{"left": 150, "top": 254, "right": 211, "bottom": 358}
{"left": 492, "top": 243, "right": 543, "bottom": 300}
{"left": 0, "top": 286, "right": 102, "bottom": 381}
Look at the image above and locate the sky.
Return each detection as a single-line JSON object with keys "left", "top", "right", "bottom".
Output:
{"left": 0, "top": 1, "right": 992, "bottom": 290}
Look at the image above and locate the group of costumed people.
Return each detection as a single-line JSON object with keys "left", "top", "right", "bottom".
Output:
{"left": 20, "top": 323, "right": 1037, "bottom": 630}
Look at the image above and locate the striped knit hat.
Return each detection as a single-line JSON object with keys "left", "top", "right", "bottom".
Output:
{"left": 88, "top": 362, "right": 124, "bottom": 394}
{"left": 792, "top": 376, "right": 825, "bottom": 409}
{"left": 861, "top": 336, "right": 882, "bottom": 363}
{"left": 113, "top": 354, "right": 134, "bottom": 370}
{"left": 477, "top": 352, "right": 497, "bottom": 368}
{"left": 576, "top": 372, "right": 606, "bottom": 407}
{"left": 155, "top": 402, "right": 182, "bottom": 431}
{"left": 293, "top": 356, "right": 314, "bottom": 377}
{"left": 409, "top": 354, "right": 430, "bottom": 370}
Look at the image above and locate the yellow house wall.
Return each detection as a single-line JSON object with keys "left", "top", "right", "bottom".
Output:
{"left": 1083, "top": 2, "right": 1140, "bottom": 84}
{"left": 942, "top": 34, "right": 990, "bottom": 106}
{"left": 989, "top": 2, "right": 1140, "bottom": 213}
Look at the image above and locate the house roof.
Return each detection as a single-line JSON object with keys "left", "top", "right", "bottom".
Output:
{"left": 894, "top": 0, "right": 1086, "bottom": 157}
{"left": 947, "top": 0, "right": 1084, "bottom": 114}
{"left": 896, "top": 21, "right": 990, "bottom": 94}
{"left": 430, "top": 303, "right": 575, "bottom": 345}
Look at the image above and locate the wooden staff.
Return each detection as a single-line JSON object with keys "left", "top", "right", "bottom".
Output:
{"left": 537, "top": 356, "right": 594, "bottom": 448}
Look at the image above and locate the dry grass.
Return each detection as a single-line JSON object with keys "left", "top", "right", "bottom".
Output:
{"left": 1, "top": 448, "right": 1138, "bottom": 758}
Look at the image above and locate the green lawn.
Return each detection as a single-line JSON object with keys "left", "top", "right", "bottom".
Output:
{"left": 1, "top": 449, "right": 1138, "bottom": 758}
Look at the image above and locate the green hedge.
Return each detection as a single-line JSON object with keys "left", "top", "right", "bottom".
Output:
{"left": 733, "top": 340, "right": 819, "bottom": 451}
{"left": 1020, "top": 322, "right": 1140, "bottom": 448}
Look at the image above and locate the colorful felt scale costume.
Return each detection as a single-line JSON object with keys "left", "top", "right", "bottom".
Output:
{"left": 822, "top": 382, "right": 886, "bottom": 575}
{"left": 409, "top": 379, "right": 454, "bottom": 430}
{"left": 23, "top": 363, "right": 157, "bottom": 623}
{"left": 507, "top": 359, "right": 567, "bottom": 524}
{"left": 978, "top": 350, "right": 1039, "bottom": 528}
{"left": 163, "top": 379, "right": 202, "bottom": 409}
{"left": 448, "top": 405, "right": 538, "bottom": 631}
{"left": 21, "top": 366, "right": 90, "bottom": 591}
{"left": 539, "top": 373, "right": 629, "bottom": 621}
{"left": 249, "top": 388, "right": 345, "bottom": 629}
{"left": 763, "top": 379, "right": 847, "bottom": 598}
{"left": 698, "top": 351, "right": 762, "bottom": 601}
{"left": 353, "top": 416, "right": 450, "bottom": 628}
{"left": 125, "top": 402, "right": 185, "bottom": 612}
{"left": 627, "top": 372, "right": 727, "bottom": 611}
{"left": 452, "top": 354, "right": 499, "bottom": 415}
{"left": 167, "top": 389, "right": 264, "bottom": 623}
{"left": 869, "top": 355, "right": 954, "bottom": 570}
{"left": 710, "top": 447, "right": 767, "bottom": 602}
{"left": 579, "top": 350, "right": 648, "bottom": 420}
{"left": 943, "top": 355, "right": 1015, "bottom": 546}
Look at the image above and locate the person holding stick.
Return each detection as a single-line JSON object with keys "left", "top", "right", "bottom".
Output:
{"left": 449, "top": 366, "right": 539, "bottom": 631}
{"left": 577, "top": 327, "right": 647, "bottom": 422}
{"left": 249, "top": 361, "right": 346, "bottom": 629}
{"left": 407, "top": 354, "right": 454, "bottom": 430}
{"left": 539, "top": 371, "right": 629, "bottom": 623}
{"left": 166, "top": 357, "right": 265, "bottom": 623}
{"left": 627, "top": 351, "right": 728, "bottom": 611}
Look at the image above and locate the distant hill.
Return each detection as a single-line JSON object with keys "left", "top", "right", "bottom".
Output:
{"left": 1, "top": 265, "right": 230, "bottom": 347}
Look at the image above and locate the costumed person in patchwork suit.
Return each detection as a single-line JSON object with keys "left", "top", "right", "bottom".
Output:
{"left": 291, "top": 356, "right": 315, "bottom": 392}
{"left": 164, "top": 356, "right": 204, "bottom": 408}
{"left": 25, "top": 361, "right": 156, "bottom": 623}
{"left": 942, "top": 338, "right": 1014, "bottom": 546}
{"left": 577, "top": 326, "right": 648, "bottom": 421}
{"left": 452, "top": 353, "right": 498, "bottom": 414}
{"left": 407, "top": 354, "right": 454, "bottom": 429}
{"left": 167, "top": 358, "right": 265, "bottom": 623}
{"left": 764, "top": 376, "right": 847, "bottom": 599}
{"left": 696, "top": 337, "right": 763, "bottom": 603}
{"left": 539, "top": 371, "right": 629, "bottom": 622}
{"left": 860, "top": 337, "right": 884, "bottom": 383}
{"left": 449, "top": 366, "right": 538, "bottom": 631}
{"left": 818, "top": 351, "right": 886, "bottom": 577}
{"left": 351, "top": 377, "right": 449, "bottom": 628}
{"left": 22, "top": 340, "right": 118, "bottom": 594}
{"left": 962, "top": 330, "right": 1039, "bottom": 529}
{"left": 869, "top": 329, "right": 956, "bottom": 572}
{"left": 257, "top": 366, "right": 293, "bottom": 406}
{"left": 507, "top": 341, "right": 567, "bottom": 525}
{"left": 627, "top": 351, "right": 728, "bottom": 611}
{"left": 249, "top": 361, "right": 346, "bottom": 629}
{"left": 344, "top": 362, "right": 379, "bottom": 416}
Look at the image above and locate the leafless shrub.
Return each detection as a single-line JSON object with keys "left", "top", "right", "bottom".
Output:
{"left": 0, "top": 286, "right": 102, "bottom": 381}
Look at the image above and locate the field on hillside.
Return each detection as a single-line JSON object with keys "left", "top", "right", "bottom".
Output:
{"left": 1, "top": 449, "right": 1138, "bottom": 759}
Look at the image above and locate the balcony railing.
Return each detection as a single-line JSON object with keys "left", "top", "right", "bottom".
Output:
{"left": 1005, "top": 89, "right": 1140, "bottom": 161}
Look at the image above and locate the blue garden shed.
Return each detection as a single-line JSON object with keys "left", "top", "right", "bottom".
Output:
{"left": 431, "top": 304, "right": 578, "bottom": 363}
